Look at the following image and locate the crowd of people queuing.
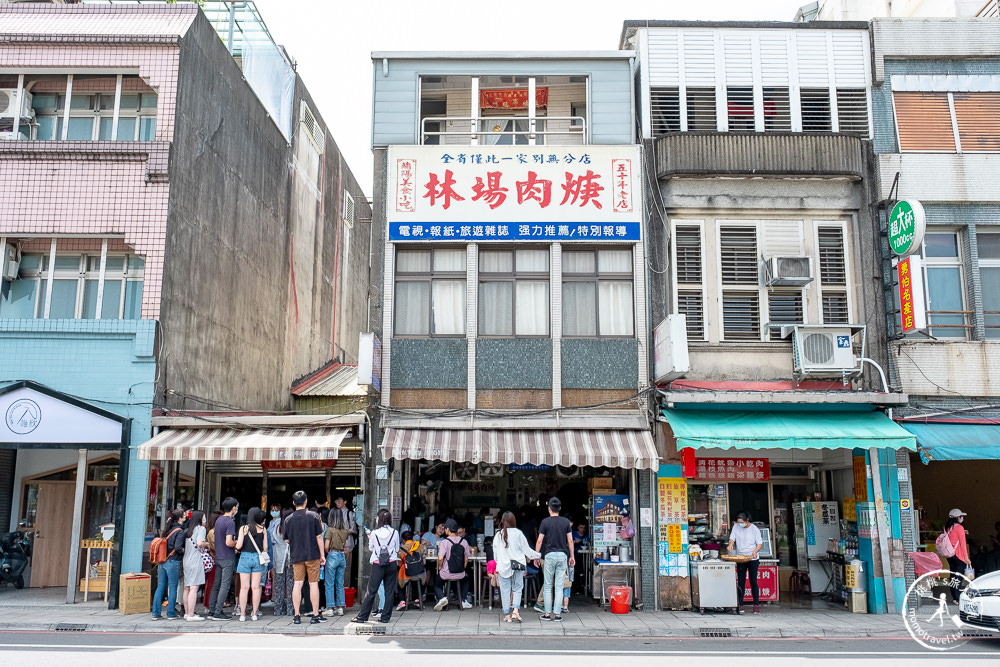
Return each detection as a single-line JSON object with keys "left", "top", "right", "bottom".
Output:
{"left": 150, "top": 491, "right": 589, "bottom": 624}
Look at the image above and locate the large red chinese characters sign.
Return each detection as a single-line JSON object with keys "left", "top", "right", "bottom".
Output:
{"left": 388, "top": 146, "right": 641, "bottom": 241}
{"left": 694, "top": 457, "right": 770, "bottom": 481}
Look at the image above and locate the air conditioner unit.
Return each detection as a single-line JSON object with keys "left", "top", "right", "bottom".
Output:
{"left": 2, "top": 244, "right": 19, "bottom": 282}
{"left": 791, "top": 325, "right": 861, "bottom": 375}
{"left": 0, "top": 89, "right": 32, "bottom": 120}
{"left": 766, "top": 256, "right": 813, "bottom": 287}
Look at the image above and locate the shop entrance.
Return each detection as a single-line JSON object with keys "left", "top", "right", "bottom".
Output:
{"left": 29, "top": 483, "right": 74, "bottom": 587}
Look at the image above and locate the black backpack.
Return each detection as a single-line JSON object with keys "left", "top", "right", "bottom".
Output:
{"left": 374, "top": 530, "right": 394, "bottom": 566}
{"left": 446, "top": 537, "right": 466, "bottom": 575}
{"left": 403, "top": 546, "right": 425, "bottom": 577}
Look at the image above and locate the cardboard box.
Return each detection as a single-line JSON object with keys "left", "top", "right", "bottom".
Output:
{"left": 588, "top": 477, "right": 614, "bottom": 493}
{"left": 119, "top": 572, "right": 151, "bottom": 615}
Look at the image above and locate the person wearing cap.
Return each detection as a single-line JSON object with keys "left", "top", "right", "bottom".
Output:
{"left": 535, "top": 497, "right": 574, "bottom": 621}
{"left": 433, "top": 519, "right": 472, "bottom": 611}
{"left": 945, "top": 508, "right": 971, "bottom": 603}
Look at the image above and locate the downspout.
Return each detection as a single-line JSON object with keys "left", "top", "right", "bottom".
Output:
{"left": 330, "top": 154, "right": 343, "bottom": 361}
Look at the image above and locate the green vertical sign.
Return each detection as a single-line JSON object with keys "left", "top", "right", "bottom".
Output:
{"left": 888, "top": 200, "right": 926, "bottom": 257}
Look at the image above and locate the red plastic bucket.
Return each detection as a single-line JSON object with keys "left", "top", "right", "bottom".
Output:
{"left": 609, "top": 585, "right": 631, "bottom": 614}
{"left": 345, "top": 587, "right": 357, "bottom": 607}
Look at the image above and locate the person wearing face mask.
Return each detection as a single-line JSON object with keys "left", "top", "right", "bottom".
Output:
{"left": 727, "top": 511, "right": 763, "bottom": 615}
{"left": 182, "top": 510, "right": 209, "bottom": 621}
{"left": 944, "top": 508, "right": 971, "bottom": 603}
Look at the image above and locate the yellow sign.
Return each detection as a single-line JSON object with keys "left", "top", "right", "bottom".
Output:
{"left": 667, "top": 524, "right": 683, "bottom": 554}
{"left": 842, "top": 497, "right": 857, "bottom": 522}
{"left": 845, "top": 562, "right": 859, "bottom": 589}
{"left": 658, "top": 478, "right": 687, "bottom": 524}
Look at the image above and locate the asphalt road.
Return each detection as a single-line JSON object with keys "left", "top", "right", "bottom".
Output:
{"left": 0, "top": 632, "right": 997, "bottom": 665}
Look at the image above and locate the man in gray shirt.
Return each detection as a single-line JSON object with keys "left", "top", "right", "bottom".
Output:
{"left": 727, "top": 511, "right": 763, "bottom": 615}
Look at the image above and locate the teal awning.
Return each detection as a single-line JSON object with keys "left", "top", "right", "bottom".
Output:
{"left": 902, "top": 422, "right": 1000, "bottom": 462}
{"left": 661, "top": 408, "right": 917, "bottom": 451}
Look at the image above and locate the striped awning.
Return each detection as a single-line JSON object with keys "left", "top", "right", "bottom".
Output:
{"left": 137, "top": 426, "right": 351, "bottom": 461}
{"left": 382, "top": 428, "right": 659, "bottom": 470}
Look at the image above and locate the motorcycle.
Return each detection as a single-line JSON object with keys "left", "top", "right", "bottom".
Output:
{"left": 0, "top": 531, "right": 30, "bottom": 590}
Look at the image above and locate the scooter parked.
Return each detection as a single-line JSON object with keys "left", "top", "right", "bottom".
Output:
{"left": 0, "top": 531, "right": 30, "bottom": 590}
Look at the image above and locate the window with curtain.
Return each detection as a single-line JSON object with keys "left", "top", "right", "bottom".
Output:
{"left": 479, "top": 248, "right": 549, "bottom": 336}
{"left": 27, "top": 73, "right": 158, "bottom": 142}
{"left": 394, "top": 248, "right": 466, "bottom": 336}
{"left": 0, "top": 249, "right": 144, "bottom": 320}
{"left": 562, "top": 248, "right": 633, "bottom": 337}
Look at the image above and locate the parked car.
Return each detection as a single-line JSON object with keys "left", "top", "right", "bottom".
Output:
{"left": 958, "top": 569, "right": 1000, "bottom": 632}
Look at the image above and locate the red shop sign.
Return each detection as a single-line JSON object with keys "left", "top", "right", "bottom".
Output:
{"left": 742, "top": 564, "right": 779, "bottom": 602}
{"left": 694, "top": 457, "right": 769, "bottom": 481}
{"left": 260, "top": 460, "right": 337, "bottom": 471}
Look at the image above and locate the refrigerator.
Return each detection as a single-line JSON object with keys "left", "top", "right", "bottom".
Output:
{"left": 792, "top": 501, "right": 840, "bottom": 593}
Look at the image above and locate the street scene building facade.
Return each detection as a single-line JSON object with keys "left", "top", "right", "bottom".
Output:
{"left": 0, "top": 2, "right": 371, "bottom": 605}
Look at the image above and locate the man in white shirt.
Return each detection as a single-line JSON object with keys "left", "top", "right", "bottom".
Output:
{"left": 727, "top": 511, "right": 763, "bottom": 615}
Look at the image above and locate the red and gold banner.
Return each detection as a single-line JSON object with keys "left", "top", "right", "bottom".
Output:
{"left": 479, "top": 88, "right": 548, "bottom": 110}
{"left": 742, "top": 564, "right": 779, "bottom": 602}
{"left": 694, "top": 457, "right": 769, "bottom": 481}
{"left": 260, "top": 459, "right": 336, "bottom": 471}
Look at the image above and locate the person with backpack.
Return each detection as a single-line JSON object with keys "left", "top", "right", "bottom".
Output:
{"left": 493, "top": 511, "right": 540, "bottom": 623}
{"left": 432, "top": 518, "right": 473, "bottom": 611}
{"left": 182, "top": 510, "right": 210, "bottom": 621}
{"left": 207, "top": 497, "right": 239, "bottom": 620}
{"left": 151, "top": 509, "right": 186, "bottom": 620}
{"left": 939, "top": 508, "right": 972, "bottom": 603}
{"left": 350, "top": 509, "right": 400, "bottom": 624}
{"left": 324, "top": 504, "right": 351, "bottom": 616}
{"left": 270, "top": 507, "right": 295, "bottom": 616}
{"left": 395, "top": 530, "right": 427, "bottom": 611}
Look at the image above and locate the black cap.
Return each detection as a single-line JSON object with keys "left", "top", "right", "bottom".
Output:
{"left": 444, "top": 518, "right": 458, "bottom": 532}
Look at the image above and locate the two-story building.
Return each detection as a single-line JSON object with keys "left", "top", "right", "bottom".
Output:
{"left": 869, "top": 18, "right": 1000, "bottom": 576}
{"left": 0, "top": 2, "right": 371, "bottom": 607}
{"left": 623, "top": 20, "right": 916, "bottom": 613}
{"left": 367, "top": 52, "right": 660, "bottom": 607}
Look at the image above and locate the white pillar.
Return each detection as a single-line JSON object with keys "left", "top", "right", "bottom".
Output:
{"left": 66, "top": 448, "right": 87, "bottom": 604}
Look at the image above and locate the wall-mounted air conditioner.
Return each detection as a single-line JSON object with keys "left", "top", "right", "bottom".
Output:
{"left": 0, "top": 90, "right": 32, "bottom": 120}
{"left": 766, "top": 256, "right": 813, "bottom": 287}
{"left": 2, "top": 244, "right": 20, "bottom": 282}
{"left": 787, "top": 324, "right": 864, "bottom": 377}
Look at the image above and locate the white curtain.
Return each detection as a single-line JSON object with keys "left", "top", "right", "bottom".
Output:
{"left": 433, "top": 249, "right": 466, "bottom": 272}
{"left": 516, "top": 249, "right": 548, "bottom": 272}
{"left": 563, "top": 251, "right": 595, "bottom": 274}
{"left": 599, "top": 281, "right": 634, "bottom": 336}
{"left": 562, "top": 282, "right": 596, "bottom": 336}
{"left": 432, "top": 280, "right": 466, "bottom": 335}
{"left": 394, "top": 281, "right": 429, "bottom": 335}
{"left": 481, "top": 118, "right": 507, "bottom": 146}
{"left": 480, "top": 282, "right": 512, "bottom": 335}
{"left": 397, "top": 250, "right": 430, "bottom": 273}
{"left": 516, "top": 281, "right": 549, "bottom": 335}
{"left": 480, "top": 250, "right": 513, "bottom": 273}
{"left": 598, "top": 249, "right": 632, "bottom": 273}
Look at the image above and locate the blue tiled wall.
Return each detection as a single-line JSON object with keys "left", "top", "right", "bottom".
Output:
{"left": 390, "top": 338, "right": 468, "bottom": 388}
{"left": 476, "top": 338, "right": 552, "bottom": 389}
{"left": 0, "top": 319, "right": 156, "bottom": 573}
{"left": 561, "top": 338, "right": 638, "bottom": 389}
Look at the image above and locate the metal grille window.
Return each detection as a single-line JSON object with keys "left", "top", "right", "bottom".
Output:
{"left": 719, "top": 226, "right": 758, "bottom": 284}
{"left": 763, "top": 88, "right": 791, "bottom": 133}
{"left": 835, "top": 88, "right": 869, "bottom": 138}
{"left": 722, "top": 291, "right": 760, "bottom": 340}
{"left": 800, "top": 88, "right": 833, "bottom": 133}
{"left": 818, "top": 226, "right": 846, "bottom": 285}
{"left": 0, "top": 246, "right": 144, "bottom": 320}
{"left": 394, "top": 248, "right": 466, "bottom": 336}
{"left": 726, "top": 87, "right": 755, "bottom": 131}
{"left": 562, "top": 249, "right": 634, "bottom": 337}
{"left": 686, "top": 87, "right": 718, "bottom": 131}
{"left": 953, "top": 92, "right": 1000, "bottom": 152}
{"left": 823, "top": 293, "right": 850, "bottom": 324}
{"left": 479, "top": 248, "right": 549, "bottom": 337}
{"left": 650, "top": 87, "right": 681, "bottom": 134}
{"left": 768, "top": 292, "right": 804, "bottom": 336}
{"left": 677, "top": 290, "right": 705, "bottom": 341}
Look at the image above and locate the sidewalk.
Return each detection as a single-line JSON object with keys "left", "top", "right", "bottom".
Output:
{"left": 0, "top": 591, "right": 911, "bottom": 638}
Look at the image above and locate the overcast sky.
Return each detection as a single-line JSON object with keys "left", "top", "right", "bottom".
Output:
{"left": 251, "top": 0, "right": 812, "bottom": 197}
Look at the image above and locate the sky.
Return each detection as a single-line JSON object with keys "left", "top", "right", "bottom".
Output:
{"left": 250, "top": 0, "right": 813, "bottom": 197}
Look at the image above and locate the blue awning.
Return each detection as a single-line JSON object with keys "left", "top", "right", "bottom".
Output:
{"left": 661, "top": 408, "right": 916, "bottom": 451}
{"left": 902, "top": 422, "right": 1000, "bottom": 462}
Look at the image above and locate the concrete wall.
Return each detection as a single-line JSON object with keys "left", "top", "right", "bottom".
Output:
{"left": 893, "top": 341, "right": 1000, "bottom": 396}
{"left": 161, "top": 13, "right": 371, "bottom": 412}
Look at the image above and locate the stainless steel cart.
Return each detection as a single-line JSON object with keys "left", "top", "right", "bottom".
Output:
{"left": 690, "top": 560, "right": 738, "bottom": 613}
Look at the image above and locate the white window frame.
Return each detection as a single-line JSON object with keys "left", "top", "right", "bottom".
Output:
{"left": 977, "top": 230, "right": 1000, "bottom": 339}
{"left": 813, "top": 220, "right": 853, "bottom": 325}
{"left": 670, "top": 219, "right": 706, "bottom": 341}
{"left": 917, "top": 228, "right": 968, "bottom": 340}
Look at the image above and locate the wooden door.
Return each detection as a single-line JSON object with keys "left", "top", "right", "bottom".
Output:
{"left": 30, "top": 483, "right": 76, "bottom": 588}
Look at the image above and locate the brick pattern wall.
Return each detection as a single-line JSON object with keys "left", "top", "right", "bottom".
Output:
{"left": 475, "top": 389, "right": 552, "bottom": 409}
{"left": 389, "top": 389, "right": 467, "bottom": 410}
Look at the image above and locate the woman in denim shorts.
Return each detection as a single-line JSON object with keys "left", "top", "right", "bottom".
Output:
{"left": 235, "top": 507, "right": 269, "bottom": 621}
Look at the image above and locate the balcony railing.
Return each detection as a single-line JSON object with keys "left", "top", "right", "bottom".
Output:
{"left": 421, "top": 116, "right": 586, "bottom": 146}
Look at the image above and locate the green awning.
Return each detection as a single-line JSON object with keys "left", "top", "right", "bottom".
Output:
{"left": 661, "top": 408, "right": 917, "bottom": 451}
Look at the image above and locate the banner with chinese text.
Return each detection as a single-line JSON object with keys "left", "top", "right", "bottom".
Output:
{"left": 694, "top": 457, "right": 769, "bottom": 481}
{"left": 388, "top": 145, "right": 641, "bottom": 242}
{"left": 657, "top": 477, "right": 689, "bottom": 576}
